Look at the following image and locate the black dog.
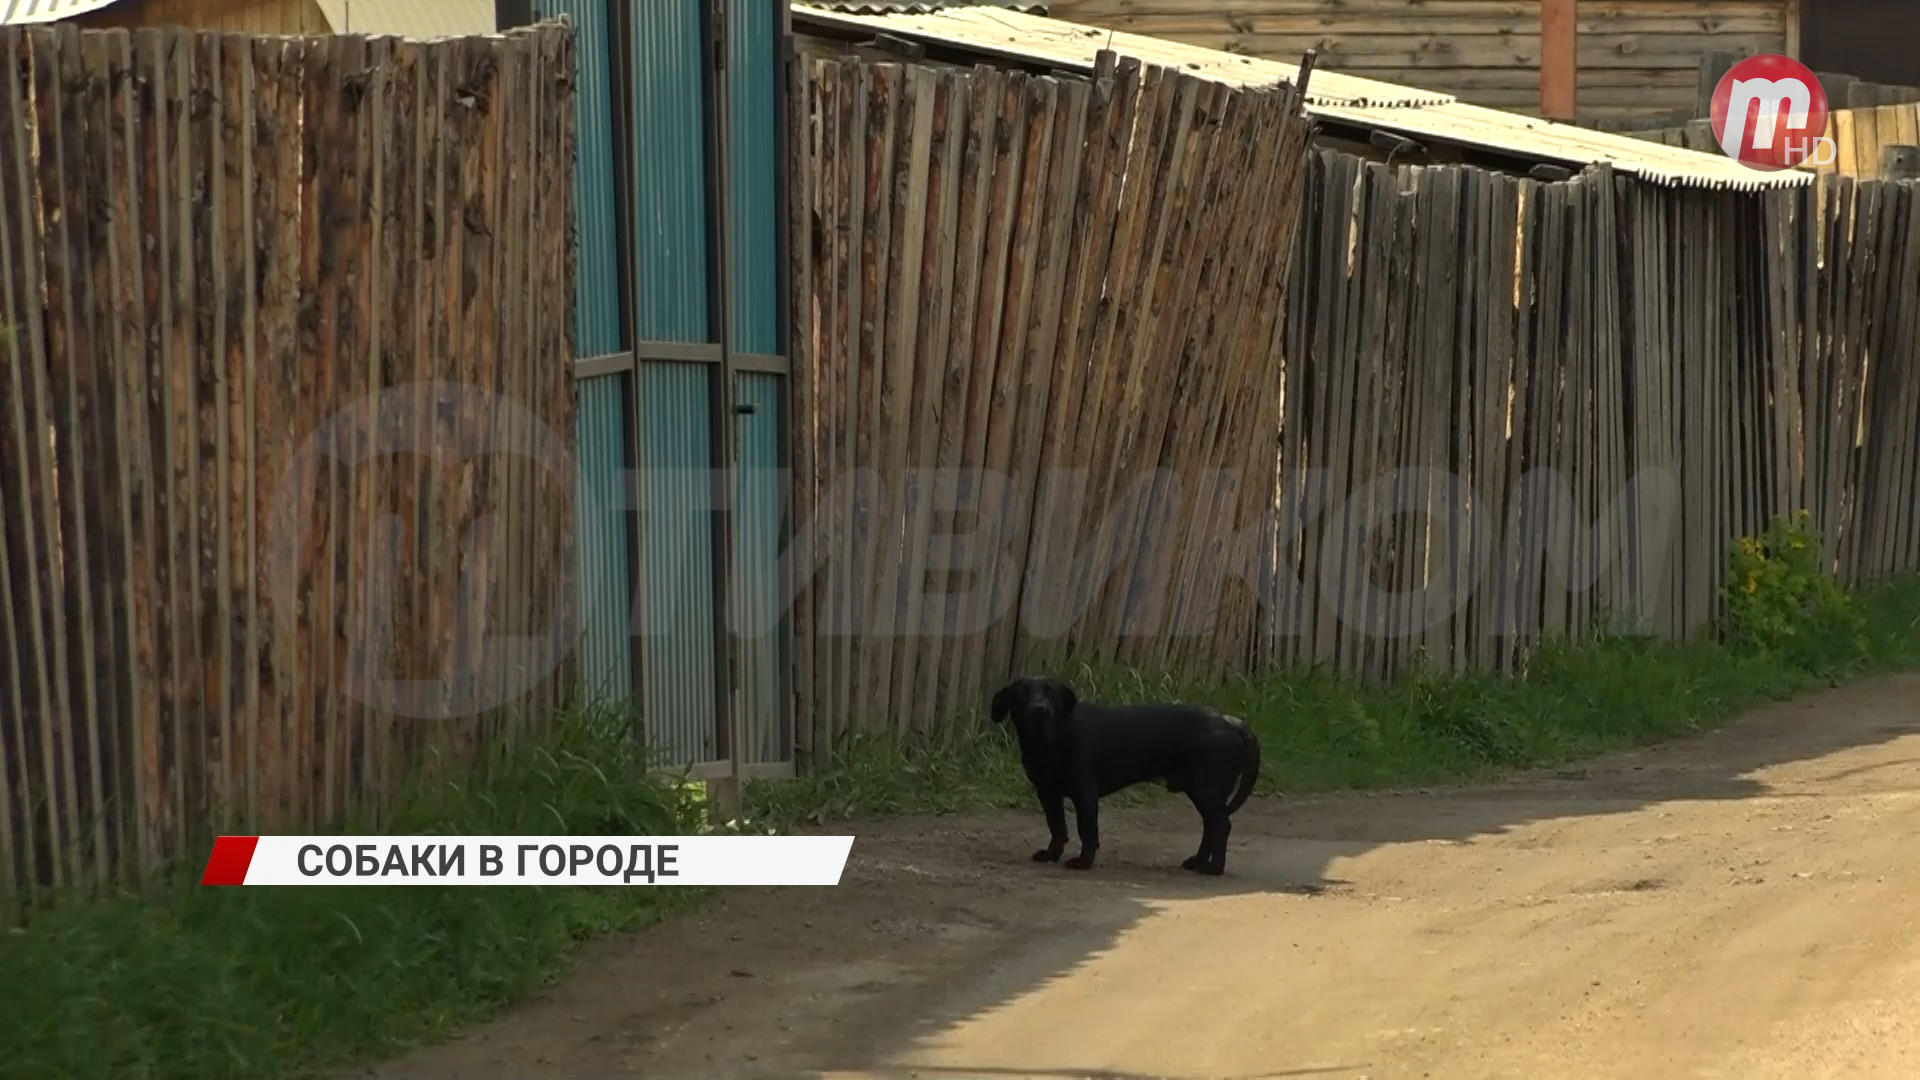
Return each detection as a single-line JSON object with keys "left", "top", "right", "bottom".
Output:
{"left": 990, "top": 675, "right": 1262, "bottom": 875}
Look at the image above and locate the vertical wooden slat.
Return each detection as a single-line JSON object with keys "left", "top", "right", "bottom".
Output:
{"left": 1385, "top": 166, "right": 1429, "bottom": 673}
{"left": 432, "top": 38, "right": 477, "bottom": 767}
{"left": 1199, "top": 87, "right": 1311, "bottom": 676}
{"left": 1056, "top": 66, "right": 1171, "bottom": 663}
{"left": 0, "top": 25, "right": 55, "bottom": 894}
{"left": 1115, "top": 78, "right": 1236, "bottom": 663}
{"left": 458, "top": 34, "right": 500, "bottom": 760}
{"left": 466, "top": 31, "right": 502, "bottom": 753}
{"left": 362, "top": 35, "right": 397, "bottom": 800}
{"left": 542, "top": 24, "right": 578, "bottom": 722}
{"left": 182, "top": 30, "right": 230, "bottom": 836}
{"left": 1013, "top": 51, "right": 1129, "bottom": 678}
{"left": 966, "top": 74, "right": 1052, "bottom": 695}
{"left": 299, "top": 35, "right": 342, "bottom": 822}
{"left": 484, "top": 34, "right": 515, "bottom": 749}
{"left": 822, "top": 60, "right": 859, "bottom": 755}
{"left": 807, "top": 61, "right": 843, "bottom": 755}
{"left": 256, "top": 36, "right": 304, "bottom": 830}
{"left": 843, "top": 63, "right": 898, "bottom": 737}
{"left": 406, "top": 39, "right": 445, "bottom": 777}
{"left": 787, "top": 50, "right": 818, "bottom": 760}
{"left": 888, "top": 70, "right": 961, "bottom": 736}
{"left": 1129, "top": 84, "right": 1256, "bottom": 672}
{"left": 20, "top": 27, "right": 83, "bottom": 887}
{"left": 945, "top": 68, "right": 1026, "bottom": 721}
{"left": 912, "top": 64, "right": 982, "bottom": 735}
{"left": 372, "top": 38, "right": 418, "bottom": 799}
{"left": 1074, "top": 72, "right": 1194, "bottom": 664}
{"left": 1083, "top": 73, "right": 1208, "bottom": 659}
{"left": 485, "top": 34, "right": 518, "bottom": 754}
{"left": 922, "top": 64, "right": 995, "bottom": 731}
{"left": 866, "top": 64, "right": 931, "bottom": 735}
{"left": 32, "top": 24, "right": 108, "bottom": 888}
{"left": 981, "top": 75, "right": 1077, "bottom": 692}
{"left": 76, "top": 26, "right": 134, "bottom": 884}
{"left": 512, "top": 31, "right": 541, "bottom": 736}
{"left": 212, "top": 33, "right": 258, "bottom": 830}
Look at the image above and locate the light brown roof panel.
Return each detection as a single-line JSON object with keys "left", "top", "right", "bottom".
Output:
{"left": 796, "top": 3, "right": 1450, "bottom": 108}
{"left": 814, "top": 1, "right": 1048, "bottom": 12}
{"left": 2, "top": 0, "right": 126, "bottom": 24}
{"left": 312, "top": 0, "right": 493, "bottom": 37}
{"left": 792, "top": 3, "right": 1813, "bottom": 191}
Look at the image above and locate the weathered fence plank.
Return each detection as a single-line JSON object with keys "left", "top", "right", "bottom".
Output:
{"left": 0, "top": 23, "right": 575, "bottom": 894}
{"left": 794, "top": 54, "right": 1317, "bottom": 749}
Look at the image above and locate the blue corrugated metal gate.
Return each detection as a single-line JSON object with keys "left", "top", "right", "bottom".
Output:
{"left": 540, "top": 0, "right": 792, "bottom": 779}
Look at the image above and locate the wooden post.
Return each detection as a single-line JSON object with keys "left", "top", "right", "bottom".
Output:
{"left": 1697, "top": 50, "right": 1740, "bottom": 119}
{"left": 1817, "top": 72, "right": 1860, "bottom": 111}
{"left": 1540, "top": 0, "right": 1577, "bottom": 120}
{"left": 1884, "top": 145, "right": 1920, "bottom": 181}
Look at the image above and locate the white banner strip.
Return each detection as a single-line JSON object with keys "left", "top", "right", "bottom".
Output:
{"left": 202, "top": 835, "right": 855, "bottom": 886}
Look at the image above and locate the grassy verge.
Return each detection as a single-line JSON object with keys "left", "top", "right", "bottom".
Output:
{"left": 9, "top": 520, "right": 1916, "bottom": 1079}
{"left": 0, "top": 704, "right": 707, "bottom": 1080}
{"left": 750, "top": 572, "right": 1920, "bottom": 830}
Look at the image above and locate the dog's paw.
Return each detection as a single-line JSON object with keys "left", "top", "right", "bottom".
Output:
{"left": 1032, "top": 848, "right": 1063, "bottom": 863}
{"left": 1063, "top": 854, "right": 1095, "bottom": 871}
{"left": 1180, "top": 854, "right": 1207, "bottom": 872}
{"left": 1197, "top": 862, "right": 1225, "bottom": 877}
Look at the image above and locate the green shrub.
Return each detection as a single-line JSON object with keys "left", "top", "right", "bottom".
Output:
{"left": 1722, "top": 511, "right": 1868, "bottom": 677}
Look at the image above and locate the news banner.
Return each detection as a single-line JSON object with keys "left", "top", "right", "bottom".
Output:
{"left": 199, "top": 835, "right": 855, "bottom": 886}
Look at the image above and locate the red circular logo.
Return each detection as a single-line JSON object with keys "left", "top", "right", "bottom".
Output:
{"left": 1710, "top": 54, "right": 1830, "bottom": 172}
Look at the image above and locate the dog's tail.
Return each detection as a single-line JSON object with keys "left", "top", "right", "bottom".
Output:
{"left": 1224, "top": 719, "right": 1261, "bottom": 815}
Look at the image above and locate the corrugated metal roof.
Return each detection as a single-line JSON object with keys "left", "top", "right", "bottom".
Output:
{"left": 792, "top": 3, "right": 1813, "bottom": 191}
{"left": 1, "top": 0, "right": 124, "bottom": 24}
{"left": 1, "top": 0, "right": 495, "bottom": 33}
{"left": 813, "top": 2, "right": 1046, "bottom": 13}
{"left": 312, "top": 0, "right": 493, "bottom": 37}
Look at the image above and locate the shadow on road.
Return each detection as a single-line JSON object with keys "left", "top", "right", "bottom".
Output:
{"left": 781, "top": 674, "right": 1920, "bottom": 1080}
{"left": 363, "top": 675, "right": 1920, "bottom": 1080}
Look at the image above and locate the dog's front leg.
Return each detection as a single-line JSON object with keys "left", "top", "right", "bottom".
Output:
{"left": 1032, "top": 787, "right": 1069, "bottom": 863}
{"left": 1064, "top": 787, "right": 1100, "bottom": 870}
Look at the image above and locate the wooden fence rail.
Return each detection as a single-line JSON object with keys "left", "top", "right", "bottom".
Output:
{"left": 787, "top": 52, "right": 1318, "bottom": 757}
{"left": 0, "top": 22, "right": 578, "bottom": 896}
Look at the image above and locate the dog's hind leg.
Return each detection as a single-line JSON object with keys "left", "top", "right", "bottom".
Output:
{"left": 1182, "top": 791, "right": 1231, "bottom": 875}
{"left": 1202, "top": 812, "right": 1231, "bottom": 875}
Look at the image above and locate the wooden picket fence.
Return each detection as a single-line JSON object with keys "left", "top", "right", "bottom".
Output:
{"left": 787, "top": 53, "right": 1317, "bottom": 757}
{"left": 1625, "top": 102, "right": 1920, "bottom": 179}
{"left": 1274, "top": 158, "right": 1920, "bottom": 679}
{"left": 0, "top": 22, "right": 578, "bottom": 896}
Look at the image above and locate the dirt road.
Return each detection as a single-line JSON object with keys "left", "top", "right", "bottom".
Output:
{"left": 371, "top": 675, "right": 1920, "bottom": 1080}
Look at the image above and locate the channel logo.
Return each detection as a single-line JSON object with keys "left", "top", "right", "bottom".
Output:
{"left": 1709, "top": 54, "right": 1833, "bottom": 171}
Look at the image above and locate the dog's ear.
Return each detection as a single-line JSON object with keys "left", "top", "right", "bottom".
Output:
{"left": 989, "top": 683, "right": 1015, "bottom": 723}
{"left": 1044, "top": 679, "right": 1078, "bottom": 716}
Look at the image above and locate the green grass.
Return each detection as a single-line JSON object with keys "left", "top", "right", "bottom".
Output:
{"left": 0, "top": 703, "right": 708, "bottom": 1080}
{"left": 748, "top": 574, "right": 1920, "bottom": 829}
